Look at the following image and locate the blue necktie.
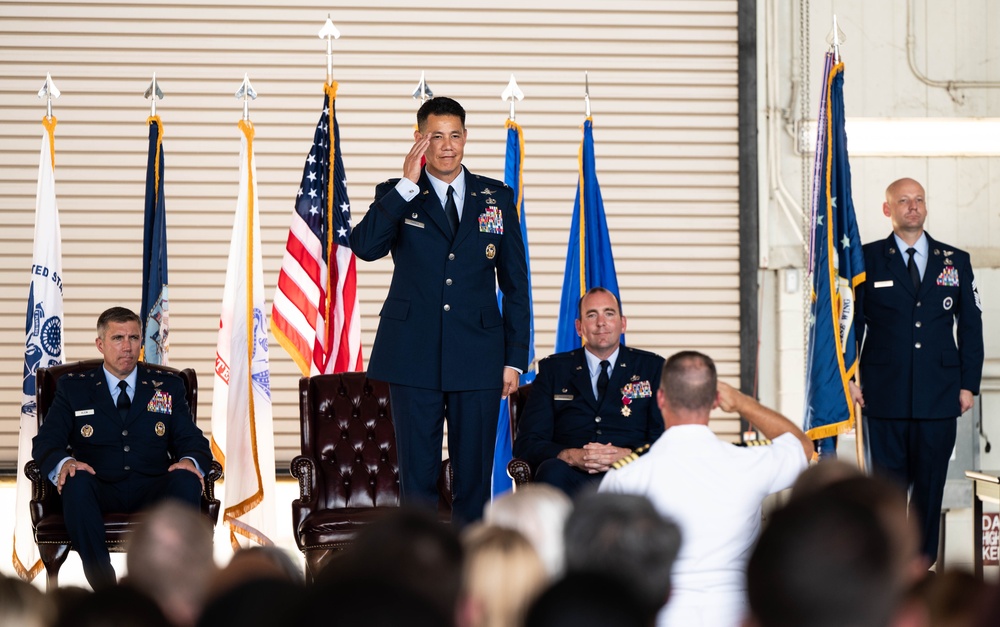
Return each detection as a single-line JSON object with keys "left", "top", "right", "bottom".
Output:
{"left": 117, "top": 380, "right": 131, "bottom": 419}
{"left": 907, "top": 247, "right": 920, "bottom": 290}
{"left": 597, "top": 360, "right": 610, "bottom": 403}
{"left": 444, "top": 185, "right": 459, "bottom": 238}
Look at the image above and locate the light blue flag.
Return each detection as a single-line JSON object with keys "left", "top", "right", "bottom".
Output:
{"left": 492, "top": 119, "right": 537, "bottom": 497}
{"left": 804, "top": 53, "right": 865, "bottom": 457}
{"left": 555, "top": 117, "right": 621, "bottom": 353}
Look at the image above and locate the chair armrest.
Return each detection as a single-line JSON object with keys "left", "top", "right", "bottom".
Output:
{"left": 507, "top": 458, "right": 533, "bottom": 487}
{"left": 25, "top": 459, "right": 59, "bottom": 526}
{"left": 290, "top": 455, "right": 317, "bottom": 505}
{"left": 24, "top": 460, "right": 45, "bottom": 495}
{"left": 24, "top": 459, "right": 50, "bottom": 503}
{"left": 204, "top": 460, "right": 223, "bottom": 502}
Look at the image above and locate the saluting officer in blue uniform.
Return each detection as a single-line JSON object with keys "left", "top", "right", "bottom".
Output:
{"left": 32, "top": 307, "right": 212, "bottom": 589}
{"left": 514, "top": 288, "right": 665, "bottom": 495}
{"left": 350, "top": 97, "right": 530, "bottom": 525}
{"left": 852, "top": 178, "right": 984, "bottom": 564}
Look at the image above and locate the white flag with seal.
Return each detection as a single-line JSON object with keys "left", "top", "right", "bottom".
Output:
{"left": 210, "top": 119, "right": 276, "bottom": 548}
{"left": 14, "top": 116, "right": 64, "bottom": 581}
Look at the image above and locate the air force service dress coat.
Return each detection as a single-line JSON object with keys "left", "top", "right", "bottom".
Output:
{"left": 855, "top": 233, "right": 984, "bottom": 419}
{"left": 32, "top": 366, "right": 212, "bottom": 484}
{"left": 350, "top": 168, "right": 530, "bottom": 390}
{"left": 514, "top": 345, "right": 666, "bottom": 469}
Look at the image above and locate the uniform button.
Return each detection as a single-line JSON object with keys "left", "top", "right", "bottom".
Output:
{"left": 596, "top": 429, "right": 603, "bottom": 436}
{"left": 444, "top": 304, "right": 451, "bottom": 312}
{"left": 124, "top": 445, "right": 130, "bottom": 452}
{"left": 124, "top": 466, "right": 131, "bottom": 471}
{"left": 595, "top": 416, "right": 602, "bottom": 423}
{"left": 446, "top": 278, "right": 453, "bottom": 286}
{"left": 916, "top": 301, "right": 922, "bottom": 307}
{"left": 448, "top": 253, "right": 455, "bottom": 260}
{"left": 915, "top": 321, "right": 922, "bottom": 328}
{"left": 122, "top": 430, "right": 128, "bottom": 436}
{"left": 915, "top": 342, "right": 922, "bottom": 349}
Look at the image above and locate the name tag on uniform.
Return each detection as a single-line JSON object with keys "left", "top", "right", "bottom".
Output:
{"left": 75, "top": 409, "right": 95, "bottom": 417}
{"left": 874, "top": 280, "right": 893, "bottom": 288}
{"left": 554, "top": 394, "right": 574, "bottom": 401}
{"left": 404, "top": 218, "right": 425, "bottom": 229}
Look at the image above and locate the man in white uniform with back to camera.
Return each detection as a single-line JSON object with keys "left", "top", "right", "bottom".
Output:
{"left": 600, "top": 351, "right": 813, "bottom": 627}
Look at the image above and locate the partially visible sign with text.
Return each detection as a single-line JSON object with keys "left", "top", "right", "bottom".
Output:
{"left": 983, "top": 513, "right": 1000, "bottom": 565}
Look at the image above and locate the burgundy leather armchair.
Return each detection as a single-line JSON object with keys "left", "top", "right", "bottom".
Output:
{"left": 24, "top": 358, "right": 223, "bottom": 590}
{"left": 290, "top": 372, "right": 453, "bottom": 579}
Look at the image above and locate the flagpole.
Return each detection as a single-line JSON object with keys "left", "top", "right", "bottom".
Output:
{"left": 321, "top": 16, "right": 339, "bottom": 375}
{"left": 15, "top": 73, "right": 64, "bottom": 582}
{"left": 584, "top": 71, "right": 591, "bottom": 117}
{"left": 236, "top": 73, "right": 257, "bottom": 122}
{"left": 319, "top": 15, "right": 341, "bottom": 87}
{"left": 831, "top": 15, "right": 842, "bottom": 64}
{"left": 38, "top": 72, "right": 60, "bottom": 122}
{"left": 141, "top": 74, "right": 169, "bottom": 365}
{"left": 144, "top": 73, "right": 164, "bottom": 116}
{"left": 211, "top": 72, "right": 276, "bottom": 548}
{"left": 412, "top": 71, "right": 433, "bottom": 104}
{"left": 826, "top": 17, "right": 862, "bottom": 468}
{"left": 493, "top": 75, "right": 528, "bottom": 497}
{"left": 502, "top": 74, "right": 524, "bottom": 121}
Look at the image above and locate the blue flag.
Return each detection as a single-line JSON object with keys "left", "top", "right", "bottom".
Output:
{"left": 804, "top": 54, "right": 865, "bottom": 450}
{"left": 141, "top": 116, "right": 169, "bottom": 364}
{"left": 555, "top": 118, "right": 621, "bottom": 353}
{"left": 492, "top": 120, "right": 537, "bottom": 497}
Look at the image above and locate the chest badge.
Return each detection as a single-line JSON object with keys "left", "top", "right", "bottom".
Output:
{"left": 81, "top": 424, "right": 93, "bottom": 438}
{"left": 486, "top": 243, "right": 496, "bottom": 259}
{"left": 155, "top": 421, "right": 166, "bottom": 436}
{"left": 943, "top": 296, "right": 954, "bottom": 311}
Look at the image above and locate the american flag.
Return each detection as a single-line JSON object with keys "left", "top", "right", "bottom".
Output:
{"left": 271, "top": 82, "right": 361, "bottom": 375}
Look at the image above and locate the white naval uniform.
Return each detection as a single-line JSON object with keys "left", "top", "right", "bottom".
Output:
{"left": 599, "top": 425, "right": 807, "bottom": 627}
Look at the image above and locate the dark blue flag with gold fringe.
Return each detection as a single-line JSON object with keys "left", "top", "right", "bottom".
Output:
{"left": 804, "top": 53, "right": 865, "bottom": 454}
{"left": 141, "top": 115, "right": 169, "bottom": 364}
{"left": 555, "top": 117, "right": 621, "bottom": 353}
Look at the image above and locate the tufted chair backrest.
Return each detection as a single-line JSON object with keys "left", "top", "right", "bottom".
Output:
{"left": 298, "top": 372, "right": 400, "bottom": 510}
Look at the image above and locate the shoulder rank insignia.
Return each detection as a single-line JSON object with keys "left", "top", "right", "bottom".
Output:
{"left": 611, "top": 443, "right": 651, "bottom": 470}
{"left": 735, "top": 439, "right": 773, "bottom": 447}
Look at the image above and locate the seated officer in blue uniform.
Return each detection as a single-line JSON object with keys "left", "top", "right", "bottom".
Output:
{"left": 514, "top": 288, "right": 665, "bottom": 495}
{"left": 32, "top": 307, "right": 212, "bottom": 589}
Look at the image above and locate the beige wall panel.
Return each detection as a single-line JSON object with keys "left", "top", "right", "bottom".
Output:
{"left": 0, "top": 0, "right": 741, "bottom": 465}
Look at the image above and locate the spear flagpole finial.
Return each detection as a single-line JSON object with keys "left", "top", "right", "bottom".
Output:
{"left": 144, "top": 73, "right": 164, "bottom": 116}
{"left": 37, "top": 72, "right": 61, "bottom": 120}
{"left": 584, "top": 71, "right": 591, "bottom": 117}
{"left": 318, "top": 15, "right": 341, "bottom": 85}
{"left": 412, "top": 71, "right": 433, "bottom": 103}
{"left": 235, "top": 73, "right": 257, "bottom": 121}
{"left": 501, "top": 74, "right": 524, "bottom": 121}
{"left": 827, "top": 14, "right": 846, "bottom": 63}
